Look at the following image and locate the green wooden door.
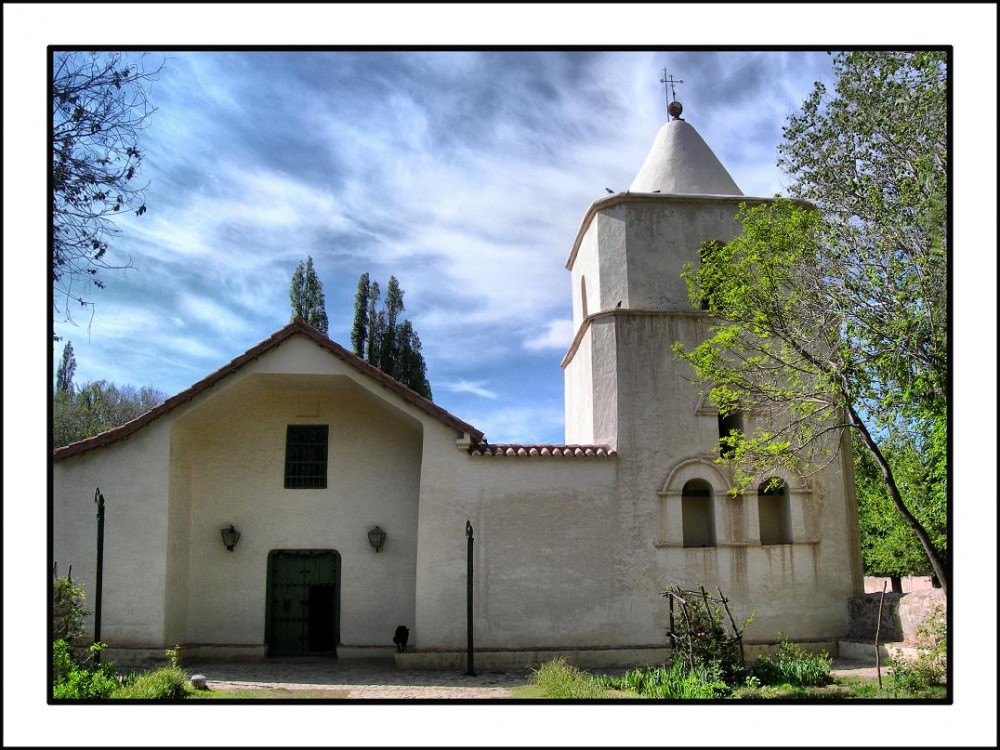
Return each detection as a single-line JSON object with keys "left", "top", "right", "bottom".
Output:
{"left": 266, "top": 550, "right": 340, "bottom": 657}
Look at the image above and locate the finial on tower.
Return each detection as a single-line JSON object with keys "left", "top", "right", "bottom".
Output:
{"left": 660, "top": 69, "right": 684, "bottom": 121}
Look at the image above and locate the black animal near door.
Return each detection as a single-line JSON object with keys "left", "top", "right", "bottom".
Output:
{"left": 266, "top": 550, "right": 341, "bottom": 657}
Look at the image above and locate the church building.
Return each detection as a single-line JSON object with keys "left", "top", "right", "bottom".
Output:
{"left": 52, "top": 96, "right": 864, "bottom": 668}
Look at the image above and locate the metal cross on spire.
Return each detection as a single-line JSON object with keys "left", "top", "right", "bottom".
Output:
{"left": 660, "top": 69, "right": 685, "bottom": 120}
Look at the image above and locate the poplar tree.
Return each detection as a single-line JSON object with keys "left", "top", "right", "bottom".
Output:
{"left": 351, "top": 272, "right": 371, "bottom": 357}
{"left": 289, "top": 256, "right": 329, "bottom": 333}
{"left": 56, "top": 341, "right": 77, "bottom": 395}
{"left": 351, "top": 272, "right": 432, "bottom": 399}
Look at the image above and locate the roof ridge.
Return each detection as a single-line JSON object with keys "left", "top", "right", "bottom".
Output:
{"left": 470, "top": 443, "right": 616, "bottom": 458}
{"left": 53, "top": 318, "right": 484, "bottom": 460}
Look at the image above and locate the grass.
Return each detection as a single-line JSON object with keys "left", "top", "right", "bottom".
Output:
{"left": 524, "top": 658, "right": 946, "bottom": 700}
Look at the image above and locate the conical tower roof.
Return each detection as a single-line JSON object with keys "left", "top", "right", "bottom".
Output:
{"left": 628, "top": 118, "right": 743, "bottom": 196}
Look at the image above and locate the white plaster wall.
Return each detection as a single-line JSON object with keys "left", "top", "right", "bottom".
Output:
{"left": 52, "top": 426, "right": 173, "bottom": 647}
{"left": 54, "top": 334, "right": 430, "bottom": 653}
{"left": 563, "top": 325, "right": 595, "bottom": 444}
{"left": 564, "top": 317, "right": 619, "bottom": 447}
{"left": 414, "top": 423, "right": 664, "bottom": 650}
{"left": 623, "top": 199, "right": 748, "bottom": 311}
{"left": 570, "top": 223, "right": 602, "bottom": 330}
{"left": 611, "top": 312, "right": 861, "bottom": 641}
{"left": 173, "top": 373, "right": 422, "bottom": 650}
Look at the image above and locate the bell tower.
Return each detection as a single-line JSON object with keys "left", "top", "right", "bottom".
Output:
{"left": 562, "top": 89, "right": 762, "bottom": 456}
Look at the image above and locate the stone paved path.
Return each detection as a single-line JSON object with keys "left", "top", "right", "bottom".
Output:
{"left": 183, "top": 656, "right": 882, "bottom": 699}
{"left": 184, "top": 657, "right": 535, "bottom": 699}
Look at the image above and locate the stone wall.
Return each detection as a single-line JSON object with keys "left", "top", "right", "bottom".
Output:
{"left": 863, "top": 575, "right": 936, "bottom": 593}
{"left": 847, "top": 589, "right": 946, "bottom": 643}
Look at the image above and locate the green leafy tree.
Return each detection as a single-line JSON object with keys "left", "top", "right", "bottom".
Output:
{"left": 56, "top": 341, "right": 77, "bottom": 395}
{"left": 677, "top": 200, "right": 947, "bottom": 592}
{"left": 351, "top": 273, "right": 433, "bottom": 399}
{"left": 54, "top": 380, "right": 166, "bottom": 448}
{"left": 854, "top": 430, "right": 947, "bottom": 579}
{"left": 351, "top": 271, "right": 371, "bottom": 357}
{"left": 52, "top": 51, "right": 163, "bottom": 332}
{"left": 289, "top": 256, "right": 329, "bottom": 333}
{"left": 674, "top": 51, "right": 948, "bottom": 591}
{"left": 365, "top": 280, "right": 382, "bottom": 364}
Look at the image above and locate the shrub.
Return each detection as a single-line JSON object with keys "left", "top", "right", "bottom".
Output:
{"left": 663, "top": 585, "right": 754, "bottom": 684}
{"left": 750, "top": 635, "right": 832, "bottom": 687}
{"left": 531, "top": 658, "right": 607, "bottom": 699}
{"left": 53, "top": 574, "right": 88, "bottom": 649}
{"left": 889, "top": 605, "right": 947, "bottom": 695}
{"left": 52, "top": 640, "right": 121, "bottom": 699}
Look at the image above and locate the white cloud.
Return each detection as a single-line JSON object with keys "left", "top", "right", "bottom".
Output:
{"left": 465, "top": 405, "right": 566, "bottom": 445}
{"left": 524, "top": 319, "right": 574, "bottom": 352}
{"left": 436, "top": 379, "right": 499, "bottom": 400}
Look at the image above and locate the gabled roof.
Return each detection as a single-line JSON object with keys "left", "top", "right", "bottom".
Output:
{"left": 53, "top": 318, "right": 484, "bottom": 460}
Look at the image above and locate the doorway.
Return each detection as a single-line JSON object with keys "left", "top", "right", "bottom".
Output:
{"left": 265, "top": 550, "right": 341, "bottom": 657}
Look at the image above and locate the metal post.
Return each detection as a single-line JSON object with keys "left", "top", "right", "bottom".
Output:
{"left": 465, "top": 520, "right": 475, "bottom": 676}
{"left": 93, "top": 488, "right": 105, "bottom": 663}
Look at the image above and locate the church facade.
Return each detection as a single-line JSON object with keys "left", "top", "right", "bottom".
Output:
{"left": 52, "top": 105, "right": 864, "bottom": 668}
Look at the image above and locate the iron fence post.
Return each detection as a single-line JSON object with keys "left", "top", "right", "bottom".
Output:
{"left": 93, "top": 488, "right": 105, "bottom": 663}
{"left": 466, "top": 519, "right": 475, "bottom": 676}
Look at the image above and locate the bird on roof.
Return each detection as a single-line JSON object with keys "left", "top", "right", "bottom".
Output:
{"left": 616, "top": 301, "right": 622, "bottom": 309}
{"left": 605, "top": 188, "right": 614, "bottom": 194}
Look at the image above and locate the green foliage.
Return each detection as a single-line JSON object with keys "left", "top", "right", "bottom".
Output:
{"left": 530, "top": 658, "right": 608, "bottom": 699}
{"left": 351, "top": 271, "right": 371, "bottom": 356}
{"left": 53, "top": 640, "right": 192, "bottom": 700}
{"left": 664, "top": 586, "right": 753, "bottom": 683}
{"left": 855, "top": 430, "right": 947, "bottom": 577}
{"left": 52, "top": 52, "right": 163, "bottom": 330}
{"left": 607, "top": 661, "right": 730, "bottom": 699}
{"left": 889, "top": 606, "right": 947, "bottom": 695}
{"left": 53, "top": 379, "right": 166, "bottom": 448}
{"left": 749, "top": 636, "right": 832, "bottom": 687}
{"left": 52, "top": 640, "right": 121, "bottom": 699}
{"left": 56, "top": 341, "right": 77, "bottom": 395}
{"left": 52, "top": 574, "right": 88, "bottom": 647}
{"left": 675, "top": 199, "right": 844, "bottom": 493}
{"left": 674, "top": 51, "right": 949, "bottom": 590}
{"left": 351, "top": 272, "right": 433, "bottom": 399}
{"left": 289, "top": 256, "right": 329, "bottom": 333}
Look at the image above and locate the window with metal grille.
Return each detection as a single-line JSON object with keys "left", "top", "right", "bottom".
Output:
{"left": 284, "top": 425, "right": 329, "bottom": 489}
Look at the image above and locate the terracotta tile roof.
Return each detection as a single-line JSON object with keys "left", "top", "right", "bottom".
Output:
{"left": 470, "top": 443, "right": 616, "bottom": 458}
{"left": 53, "top": 318, "right": 484, "bottom": 461}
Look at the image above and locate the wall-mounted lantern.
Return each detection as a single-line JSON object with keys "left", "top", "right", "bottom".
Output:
{"left": 220, "top": 524, "right": 241, "bottom": 552}
{"left": 368, "top": 525, "right": 386, "bottom": 553}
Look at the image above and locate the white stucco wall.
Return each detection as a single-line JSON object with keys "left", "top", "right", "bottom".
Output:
{"left": 53, "top": 425, "right": 173, "bottom": 647}
{"left": 415, "top": 424, "right": 645, "bottom": 650}
{"left": 55, "top": 334, "right": 427, "bottom": 653}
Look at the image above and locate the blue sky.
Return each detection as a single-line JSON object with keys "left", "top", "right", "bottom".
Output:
{"left": 50, "top": 49, "right": 840, "bottom": 444}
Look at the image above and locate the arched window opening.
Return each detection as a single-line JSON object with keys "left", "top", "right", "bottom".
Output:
{"left": 580, "top": 276, "right": 588, "bottom": 318}
{"left": 682, "top": 479, "right": 716, "bottom": 548}
{"left": 757, "top": 480, "right": 792, "bottom": 545}
{"left": 717, "top": 409, "right": 744, "bottom": 459}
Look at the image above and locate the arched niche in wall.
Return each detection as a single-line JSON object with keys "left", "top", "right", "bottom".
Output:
{"left": 656, "top": 457, "right": 731, "bottom": 548}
